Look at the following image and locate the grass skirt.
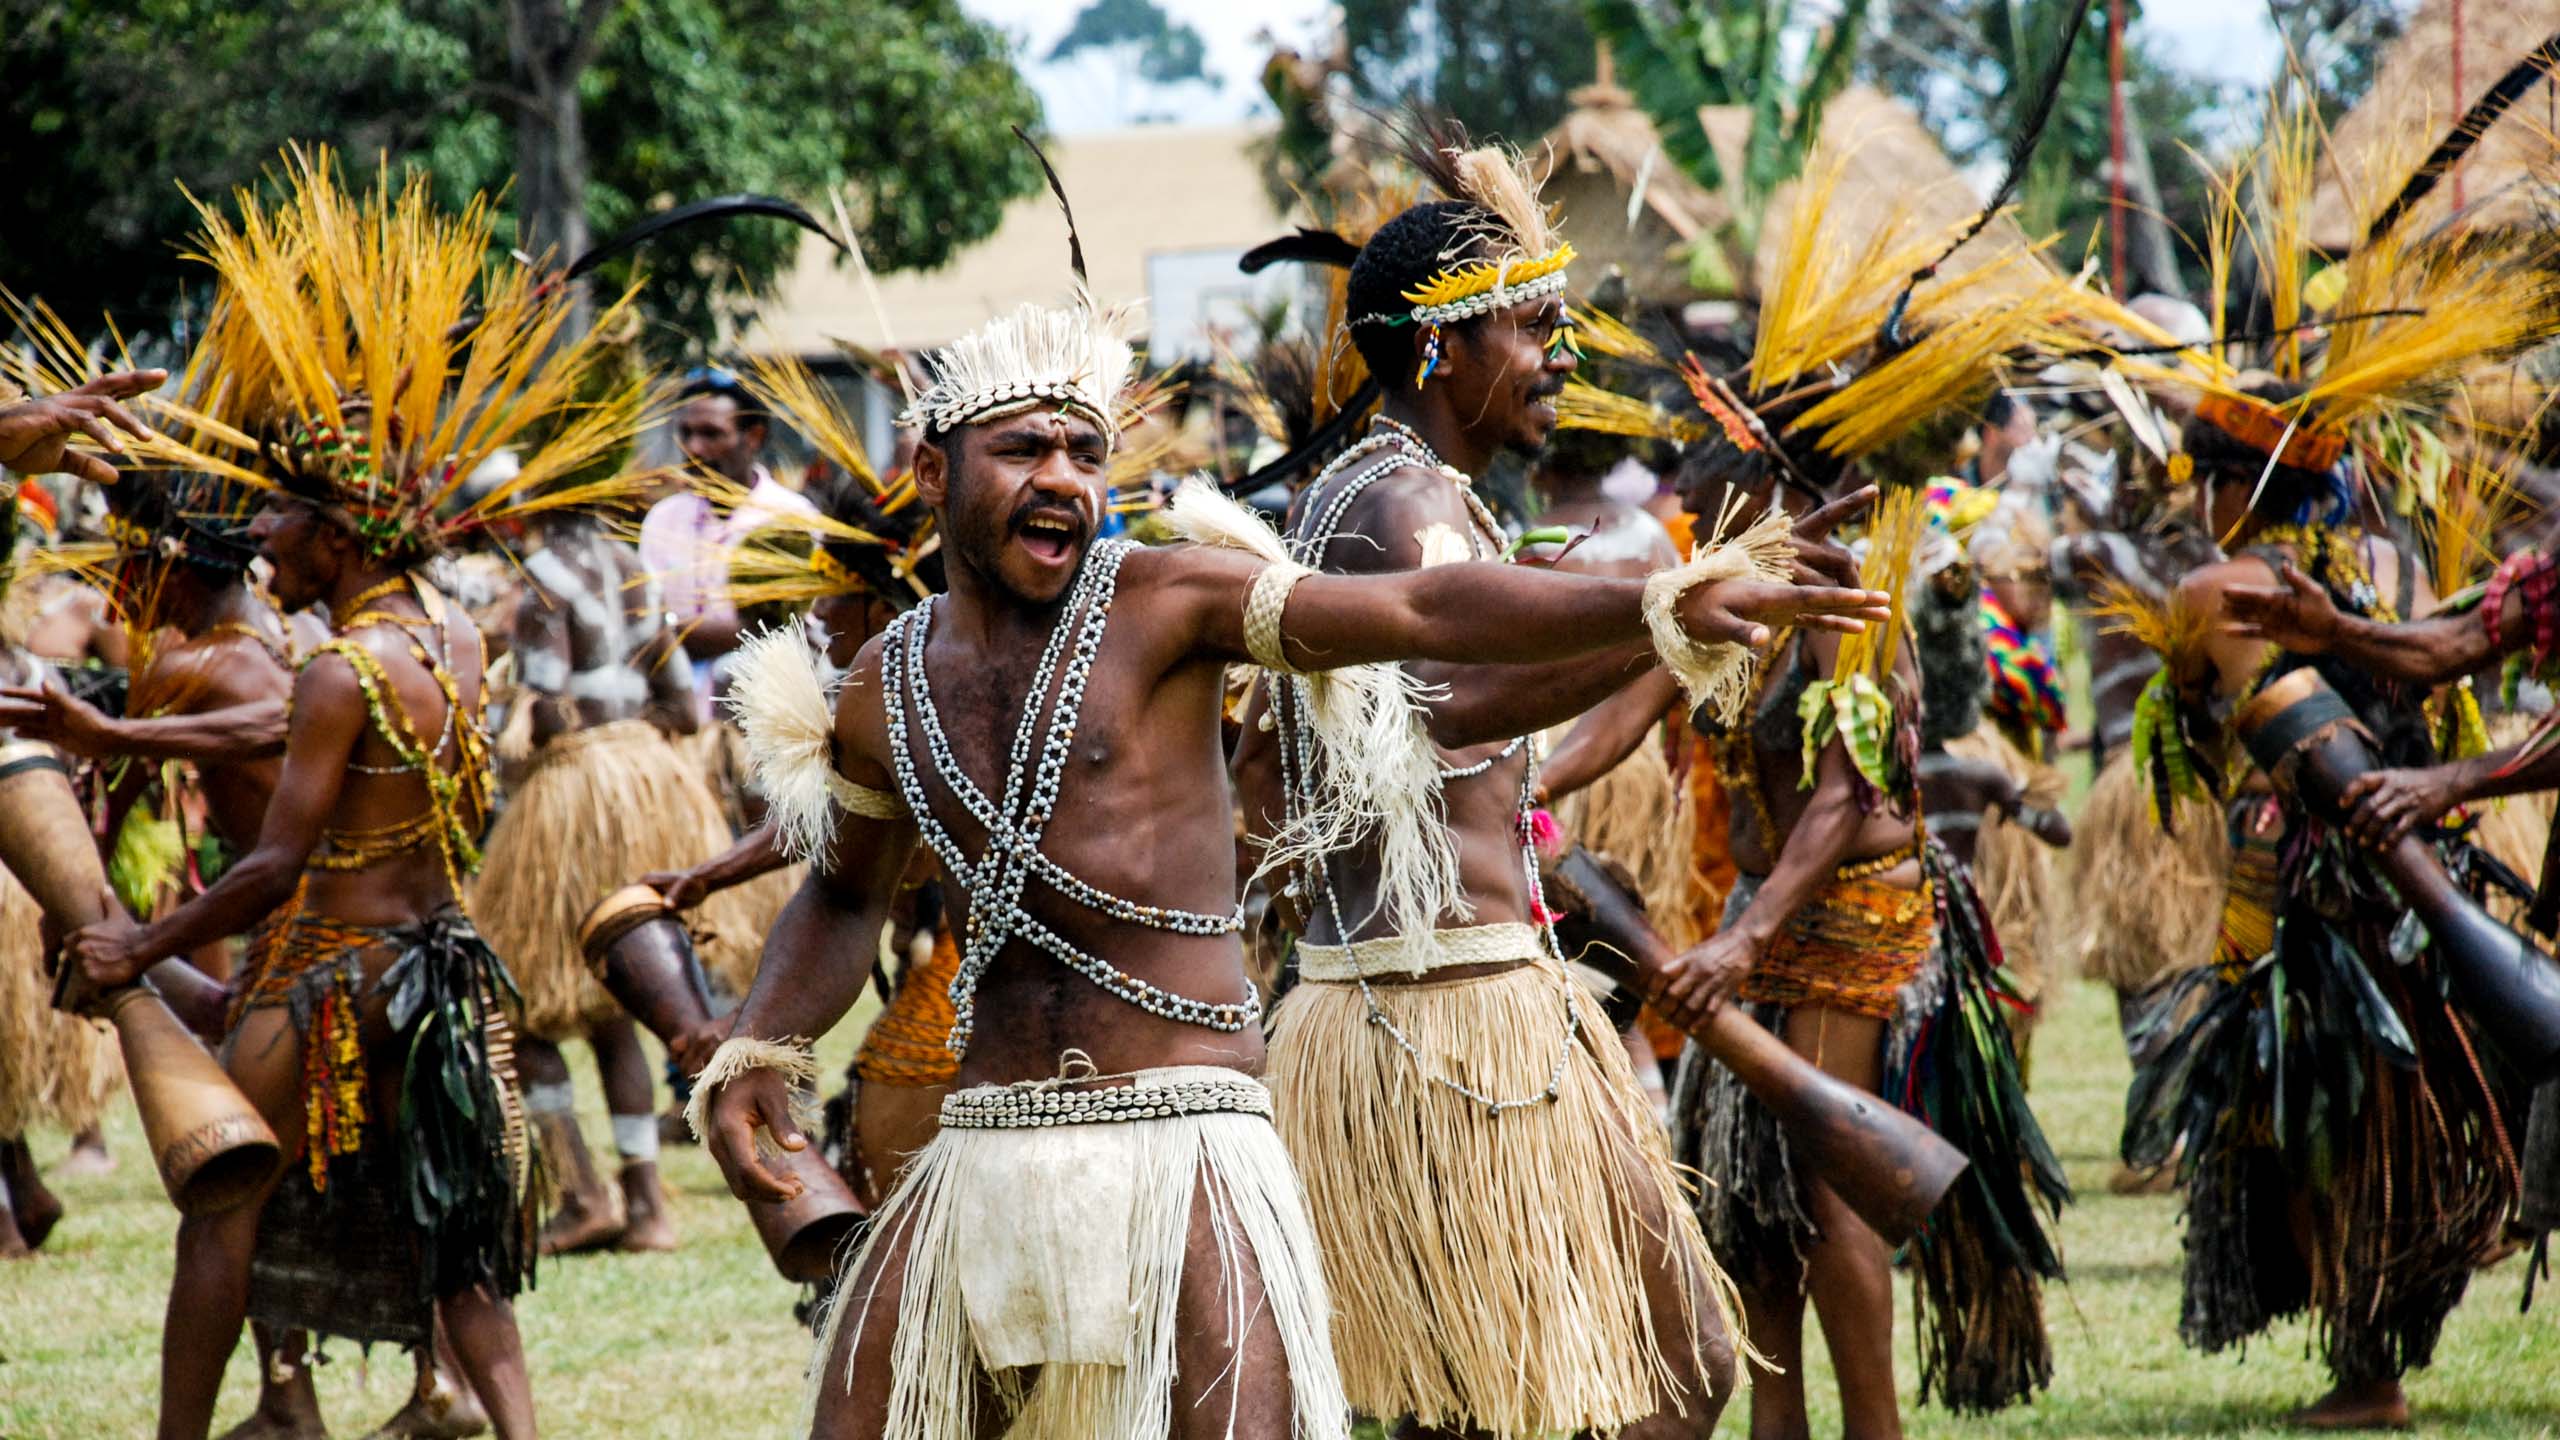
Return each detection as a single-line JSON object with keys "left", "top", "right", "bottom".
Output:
{"left": 2064, "top": 749, "right": 2229, "bottom": 994}
{"left": 475, "top": 720, "right": 761, "bottom": 1039}
{"left": 1672, "top": 854, "right": 2069, "bottom": 1414}
{"left": 1941, "top": 724, "right": 2060, "bottom": 1013}
{"left": 1267, "top": 957, "right": 1740, "bottom": 1435}
{"left": 807, "top": 1069, "right": 1346, "bottom": 1439}
{"left": 0, "top": 864, "right": 121, "bottom": 1137}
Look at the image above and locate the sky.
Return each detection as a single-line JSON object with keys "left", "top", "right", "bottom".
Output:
{"left": 959, "top": 0, "right": 2291, "bottom": 135}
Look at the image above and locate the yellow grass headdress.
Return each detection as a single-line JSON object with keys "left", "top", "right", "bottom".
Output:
{"left": 1352, "top": 120, "right": 1576, "bottom": 335}
{"left": 143, "top": 146, "right": 660, "bottom": 563}
{"left": 2104, "top": 99, "right": 2560, "bottom": 511}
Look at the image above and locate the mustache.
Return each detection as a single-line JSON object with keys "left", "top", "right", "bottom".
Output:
{"left": 1007, "top": 496, "right": 1092, "bottom": 533}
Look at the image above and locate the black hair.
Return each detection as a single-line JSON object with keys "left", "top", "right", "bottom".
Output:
{"left": 1912, "top": 565, "right": 1988, "bottom": 747}
{"left": 678, "top": 373, "right": 768, "bottom": 430}
{"left": 2187, "top": 378, "right": 2339, "bottom": 524}
{"left": 823, "top": 486, "right": 945, "bottom": 606}
{"left": 1981, "top": 391, "right": 2027, "bottom": 430}
{"left": 1346, "top": 200, "right": 1491, "bottom": 396}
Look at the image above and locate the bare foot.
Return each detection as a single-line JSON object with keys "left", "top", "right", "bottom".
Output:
{"left": 2287, "top": 1381, "right": 2411, "bottom": 1430}
{"left": 616, "top": 1162, "right": 678, "bottom": 1253}
{"left": 657, "top": 1108, "right": 697, "bottom": 1148}
{"left": 2, "top": 1143, "right": 63, "bottom": 1250}
{"left": 361, "top": 1384, "right": 489, "bottom": 1439}
{"left": 0, "top": 1205, "right": 29, "bottom": 1260}
{"left": 56, "top": 1129, "right": 117, "bottom": 1178}
{"left": 538, "top": 1190, "right": 625, "bottom": 1255}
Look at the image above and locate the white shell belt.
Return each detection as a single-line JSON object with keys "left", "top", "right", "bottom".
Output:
{"left": 940, "top": 1072, "right": 1274, "bottom": 1129}
{"left": 1294, "top": 921, "right": 1546, "bottom": 983}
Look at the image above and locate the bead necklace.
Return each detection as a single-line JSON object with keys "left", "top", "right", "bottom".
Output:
{"left": 1270, "top": 421, "right": 1581, "bottom": 1115}
{"left": 881, "top": 539, "right": 1256, "bottom": 1056}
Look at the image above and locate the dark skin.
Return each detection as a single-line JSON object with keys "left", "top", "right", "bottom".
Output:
{"left": 1646, "top": 462, "right": 1923, "bottom": 1440}
{"left": 2164, "top": 475, "right": 2430, "bottom": 1432}
{"left": 1918, "top": 750, "right": 2072, "bottom": 867}
{"left": 0, "top": 563, "right": 289, "bottom": 1033}
{"left": 2223, "top": 557, "right": 2520, "bottom": 848}
{"left": 1235, "top": 301, "right": 1884, "bottom": 1439}
{"left": 702, "top": 407, "right": 1885, "bottom": 1440}
{"left": 62, "top": 498, "right": 535, "bottom": 1440}
{"left": 0, "top": 369, "right": 165, "bottom": 486}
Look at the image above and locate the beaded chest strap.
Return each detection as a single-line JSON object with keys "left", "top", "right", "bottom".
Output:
{"left": 880, "top": 539, "right": 1252, "bottom": 1057}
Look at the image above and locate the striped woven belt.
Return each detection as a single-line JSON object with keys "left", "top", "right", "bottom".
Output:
{"left": 1294, "top": 920, "right": 1542, "bottom": 982}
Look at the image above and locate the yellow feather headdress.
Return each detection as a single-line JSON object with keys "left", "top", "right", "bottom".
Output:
{"left": 2102, "top": 100, "right": 2560, "bottom": 503}
{"left": 139, "top": 146, "right": 662, "bottom": 561}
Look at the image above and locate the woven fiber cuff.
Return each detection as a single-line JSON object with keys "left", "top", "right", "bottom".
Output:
{"left": 827, "top": 772, "right": 907, "bottom": 821}
{"left": 1643, "top": 507, "right": 1795, "bottom": 725}
{"left": 1246, "top": 561, "right": 1313, "bottom": 673}
{"left": 682, "top": 1036, "right": 822, "bottom": 1156}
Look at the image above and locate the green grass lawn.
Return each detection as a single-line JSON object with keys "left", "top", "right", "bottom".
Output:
{"left": 5, "top": 978, "right": 2554, "bottom": 1436}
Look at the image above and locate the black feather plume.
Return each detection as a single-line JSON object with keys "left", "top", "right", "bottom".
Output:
{"left": 562, "top": 195, "right": 846, "bottom": 282}
{"left": 2364, "top": 28, "right": 2560, "bottom": 249}
{"left": 1240, "top": 228, "right": 1364, "bottom": 273}
{"left": 1228, "top": 378, "right": 1380, "bottom": 493}
{"left": 1013, "top": 124, "right": 1088, "bottom": 287}
{"left": 1881, "top": 0, "right": 2094, "bottom": 350}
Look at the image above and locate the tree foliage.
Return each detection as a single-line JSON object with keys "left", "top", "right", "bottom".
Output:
{"left": 1048, "top": 0, "right": 1213, "bottom": 87}
{"left": 0, "top": 0, "right": 1045, "bottom": 356}
{"left": 1343, "top": 0, "right": 1600, "bottom": 144}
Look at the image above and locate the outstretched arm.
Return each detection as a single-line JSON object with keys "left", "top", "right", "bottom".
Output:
{"left": 65, "top": 654, "right": 361, "bottom": 983}
{"left": 0, "top": 682, "right": 286, "bottom": 764}
{"left": 643, "top": 819, "right": 789, "bottom": 910}
{"left": 2225, "top": 561, "right": 2503, "bottom": 686}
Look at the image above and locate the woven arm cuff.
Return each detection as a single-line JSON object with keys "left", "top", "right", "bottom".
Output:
{"left": 1246, "top": 561, "right": 1313, "bottom": 673}
{"left": 682, "top": 1036, "right": 824, "bottom": 1153}
{"left": 827, "top": 772, "right": 908, "bottom": 821}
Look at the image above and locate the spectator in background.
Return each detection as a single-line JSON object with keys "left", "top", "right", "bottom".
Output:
{"left": 1969, "top": 391, "right": 2038, "bottom": 487}
{"left": 638, "top": 368, "right": 817, "bottom": 713}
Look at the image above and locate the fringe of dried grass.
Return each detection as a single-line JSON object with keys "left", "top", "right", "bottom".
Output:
{"left": 474, "top": 719, "right": 757, "bottom": 1040}
{"left": 0, "top": 865, "right": 121, "bottom": 1136}
{"left": 1266, "top": 961, "right": 1745, "bottom": 1434}
{"left": 2062, "top": 750, "right": 2229, "bottom": 993}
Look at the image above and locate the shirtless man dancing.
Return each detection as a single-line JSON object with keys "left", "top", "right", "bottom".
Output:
{"left": 693, "top": 294, "right": 1887, "bottom": 1440}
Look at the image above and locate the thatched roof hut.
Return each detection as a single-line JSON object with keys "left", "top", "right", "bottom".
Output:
{"left": 2308, "top": 0, "right": 2560, "bottom": 249}
{"left": 1540, "top": 66, "right": 1729, "bottom": 300}
{"left": 1700, "top": 86, "right": 2038, "bottom": 301}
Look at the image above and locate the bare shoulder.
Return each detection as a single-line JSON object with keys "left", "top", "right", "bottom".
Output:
{"left": 832, "top": 631, "right": 896, "bottom": 787}
{"left": 1118, "top": 538, "right": 1262, "bottom": 607}
{"left": 1305, "top": 461, "right": 1474, "bottom": 575}
{"left": 2175, "top": 556, "right": 2267, "bottom": 614}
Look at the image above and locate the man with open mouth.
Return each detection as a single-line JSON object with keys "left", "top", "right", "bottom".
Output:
{"left": 691, "top": 279, "right": 1887, "bottom": 1439}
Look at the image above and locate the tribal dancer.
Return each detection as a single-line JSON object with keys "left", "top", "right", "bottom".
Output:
{"left": 0, "top": 498, "right": 122, "bottom": 1259}
{"left": 1556, "top": 137, "right": 2082, "bottom": 1432}
{"left": 62, "top": 151, "right": 660, "bottom": 1440}
{"left": 1942, "top": 501, "right": 2070, "bottom": 1063}
{"left": 2107, "top": 108, "right": 2560, "bottom": 1427}
{"left": 1227, "top": 131, "right": 1776, "bottom": 1439}
{"left": 646, "top": 353, "right": 958, "bottom": 1209}
{"left": 474, "top": 498, "right": 746, "bottom": 1257}
{"left": 692, "top": 252, "right": 1886, "bottom": 1433}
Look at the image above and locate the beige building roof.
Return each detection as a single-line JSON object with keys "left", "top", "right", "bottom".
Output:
{"left": 1704, "top": 86, "right": 2036, "bottom": 301}
{"left": 736, "top": 124, "right": 1292, "bottom": 360}
{"left": 2309, "top": 0, "right": 2560, "bottom": 249}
